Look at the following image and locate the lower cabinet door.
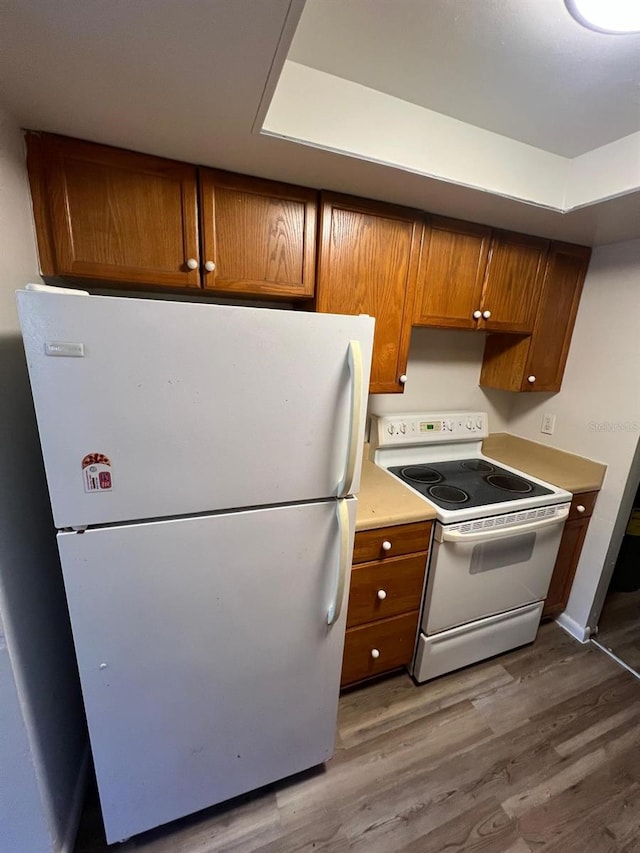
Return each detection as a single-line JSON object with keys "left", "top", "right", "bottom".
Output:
{"left": 341, "top": 611, "right": 419, "bottom": 686}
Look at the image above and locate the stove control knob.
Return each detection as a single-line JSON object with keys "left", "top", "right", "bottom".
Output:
{"left": 377, "top": 589, "right": 387, "bottom": 600}
{"left": 399, "top": 422, "right": 407, "bottom": 434}
{"left": 465, "top": 418, "right": 473, "bottom": 430}
{"left": 381, "top": 540, "right": 392, "bottom": 552}
{"left": 476, "top": 416, "right": 484, "bottom": 429}
{"left": 387, "top": 423, "right": 395, "bottom": 435}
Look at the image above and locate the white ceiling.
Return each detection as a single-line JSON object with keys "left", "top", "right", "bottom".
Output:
{"left": 0, "top": 0, "right": 638, "bottom": 246}
{"left": 288, "top": 0, "right": 640, "bottom": 158}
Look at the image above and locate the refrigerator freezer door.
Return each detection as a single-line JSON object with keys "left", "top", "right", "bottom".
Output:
{"left": 17, "top": 291, "right": 373, "bottom": 528}
{"left": 58, "top": 498, "right": 355, "bottom": 843}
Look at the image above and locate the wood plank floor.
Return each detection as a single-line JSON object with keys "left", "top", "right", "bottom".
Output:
{"left": 595, "top": 590, "right": 640, "bottom": 673}
{"left": 74, "top": 623, "right": 640, "bottom": 852}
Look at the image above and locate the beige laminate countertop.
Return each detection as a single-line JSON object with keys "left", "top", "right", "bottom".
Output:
{"left": 356, "top": 459, "right": 436, "bottom": 531}
{"left": 482, "top": 433, "right": 606, "bottom": 494}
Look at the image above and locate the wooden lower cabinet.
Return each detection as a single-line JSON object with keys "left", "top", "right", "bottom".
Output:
{"left": 341, "top": 521, "right": 432, "bottom": 687}
{"left": 341, "top": 612, "right": 420, "bottom": 687}
{"left": 543, "top": 491, "right": 598, "bottom": 618}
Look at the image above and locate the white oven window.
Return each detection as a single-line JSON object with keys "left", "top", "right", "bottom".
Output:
{"left": 469, "top": 533, "right": 535, "bottom": 574}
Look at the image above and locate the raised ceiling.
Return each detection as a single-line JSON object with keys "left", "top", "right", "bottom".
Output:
{"left": 288, "top": 0, "right": 640, "bottom": 158}
{"left": 0, "top": 0, "right": 638, "bottom": 246}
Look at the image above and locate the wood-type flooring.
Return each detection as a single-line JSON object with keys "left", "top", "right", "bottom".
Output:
{"left": 595, "top": 590, "right": 640, "bottom": 674}
{"left": 74, "top": 623, "right": 640, "bottom": 852}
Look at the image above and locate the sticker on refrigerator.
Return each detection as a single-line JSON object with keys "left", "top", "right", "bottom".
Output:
{"left": 82, "top": 453, "right": 113, "bottom": 493}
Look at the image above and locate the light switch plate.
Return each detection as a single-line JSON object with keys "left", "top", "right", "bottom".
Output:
{"left": 541, "top": 413, "right": 556, "bottom": 435}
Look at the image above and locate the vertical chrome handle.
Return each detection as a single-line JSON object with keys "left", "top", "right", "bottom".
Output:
{"left": 337, "top": 340, "right": 363, "bottom": 497}
{"left": 327, "top": 499, "right": 350, "bottom": 626}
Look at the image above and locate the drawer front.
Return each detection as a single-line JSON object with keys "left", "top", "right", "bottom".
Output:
{"left": 346, "top": 552, "right": 428, "bottom": 628}
{"left": 569, "top": 491, "right": 598, "bottom": 521}
{"left": 353, "top": 521, "right": 432, "bottom": 564}
{"left": 341, "top": 611, "right": 419, "bottom": 687}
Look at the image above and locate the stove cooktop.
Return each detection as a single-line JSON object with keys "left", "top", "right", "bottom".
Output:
{"left": 387, "top": 458, "right": 553, "bottom": 511}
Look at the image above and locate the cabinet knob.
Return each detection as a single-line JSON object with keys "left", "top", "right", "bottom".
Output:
{"left": 370, "top": 648, "right": 380, "bottom": 659}
{"left": 577, "top": 505, "right": 586, "bottom": 513}
{"left": 204, "top": 261, "right": 216, "bottom": 272}
{"left": 482, "top": 310, "right": 491, "bottom": 319}
{"left": 377, "top": 589, "right": 387, "bottom": 600}
{"left": 186, "top": 258, "right": 199, "bottom": 270}
{"left": 399, "top": 374, "right": 407, "bottom": 384}
{"left": 381, "top": 540, "right": 392, "bottom": 552}
{"left": 527, "top": 375, "right": 536, "bottom": 384}
{"left": 473, "top": 310, "right": 482, "bottom": 319}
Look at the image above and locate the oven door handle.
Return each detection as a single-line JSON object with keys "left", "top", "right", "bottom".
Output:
{"left": 441, "top": 506, "right": 570, "bottom": 543}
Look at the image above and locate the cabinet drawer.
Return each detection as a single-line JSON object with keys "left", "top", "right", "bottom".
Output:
{"left": 569, "top": 491, "right": 598, "bottom": 521}
{"left": 341, "top": 611, "right": 419, "bottom": 687}
{"left": 346, "top": 552, "right": 427, "bottom": 628}
{"left": 353, "top": 521, "right": 432, "bottom": 564}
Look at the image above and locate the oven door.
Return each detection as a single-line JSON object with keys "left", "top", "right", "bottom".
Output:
{"left": 423, "top": 506, "right": 570, "bottom": 635}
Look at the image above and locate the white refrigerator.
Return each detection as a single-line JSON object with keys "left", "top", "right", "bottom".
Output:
{"left": 17, "top": 287, "right": 374, "bottom": 844}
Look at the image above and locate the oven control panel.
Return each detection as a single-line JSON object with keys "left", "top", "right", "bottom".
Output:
{"left": 370, "top": 412, "right": 489, "bottom": 447}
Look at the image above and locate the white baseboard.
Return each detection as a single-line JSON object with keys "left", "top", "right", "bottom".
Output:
{"left": 555, "top": 611, "right": 591, "bottom": 644}
{"left": 60, "top": 743, "right": 90, "bottom": 853}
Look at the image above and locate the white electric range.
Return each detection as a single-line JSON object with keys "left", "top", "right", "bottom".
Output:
{"left": 370, "top": 411, "right": 571, "bottom": 682}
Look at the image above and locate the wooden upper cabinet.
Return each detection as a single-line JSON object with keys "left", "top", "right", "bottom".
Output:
{"left": 316, "top": 193, "right": 423, "bottom": 394}
{"left": 413, "top": 217, "right": 491, "bottom": 329}
{"left": 479, "top": 231, "right": 549, "bottom": 333}
{"left": 480, "top": 241, "right": 591, "bottom": 392}
{"left": 198, "top": 169, "right": 317, "bottom": 299}
{"left": 26, "top": 132, "right": 201, "bottom": 289}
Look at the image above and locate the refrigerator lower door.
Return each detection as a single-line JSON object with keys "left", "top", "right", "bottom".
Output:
{"left": 17, "top": 290, "right": 373, "bottom": 528}
{"left": 58, "top": 498, "right": 355, "bottom": 844}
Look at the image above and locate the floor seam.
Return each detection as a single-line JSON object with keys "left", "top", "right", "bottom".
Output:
{"left": 590, "top": 639, "right": 640, "bottom": 681}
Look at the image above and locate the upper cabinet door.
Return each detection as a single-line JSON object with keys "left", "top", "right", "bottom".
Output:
{"left": 413, "top": 217, "right": 491, "bottom": 329}
{"left": 199, "top": 169, "right": 317, "bottom": 299}
{"left": 521, "top": 242, "right": 591, "bottom": 392}
{"left": 479, "top": 231, "right": 549, "bottom": 333}
{"left": 26, "top": 133, "right": 201, "bottom": 289}
{"left": 316, "top": 193, "right": 423, "bottom": 394}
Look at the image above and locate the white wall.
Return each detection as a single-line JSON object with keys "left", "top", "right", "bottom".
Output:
{"left": 265, "top": 62, "right": 640, "bottom": 214}
{"left": 368, "top": 327, "right": 513, "bottom": 429}
{"left": 0, "top": 107, "right": 87, "bottom": 852}
{"left": 508, "top": 239, "right": 640, "bottom": 635}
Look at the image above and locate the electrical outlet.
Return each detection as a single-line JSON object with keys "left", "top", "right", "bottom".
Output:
{"left": 541, "top": 413, "right": 556, "bottom": 435}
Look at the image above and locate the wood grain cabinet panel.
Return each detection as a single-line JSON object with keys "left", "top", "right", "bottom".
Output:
{"left": 198, "top": 169, "right": 317, "bottom": 299}
{"left": 341, "top": 612, "right": 420, "bottom": 687}
{"left": 352, "top": 521, "right": 432, "bottom": 564}
{"left": 413, "top": 217, "right": 491, "bottom": 329}
{"left": 346, "top": 552, "right": 428, "bottom": 628}
{"left": 479, "top": 231, "right": 549, "bottom": 333}
{"left": 26, "top": 132, "right": 201, "bottom": 290}
{"left": 342, "top": 521, "right": 431, "bottom": 688}
{"left": 480, "top": 241, "right": 591, "bottom": 392}
{"left": 543, "top": 491, "right": 598, "bottom": 618}
{"left": 316, "top": 193, "right": 423, "bottom": 394}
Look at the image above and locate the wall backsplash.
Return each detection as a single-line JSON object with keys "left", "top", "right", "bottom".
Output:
{"left": 367, "top": 326, "right": 514, "bottom": 435}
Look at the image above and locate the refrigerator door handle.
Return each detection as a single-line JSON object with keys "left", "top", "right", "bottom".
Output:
{"left": 327, "top": 498, "right": 351, "bottom": 626}
{"left": 337, "top": 340, "right": 364, "bottom": 497}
